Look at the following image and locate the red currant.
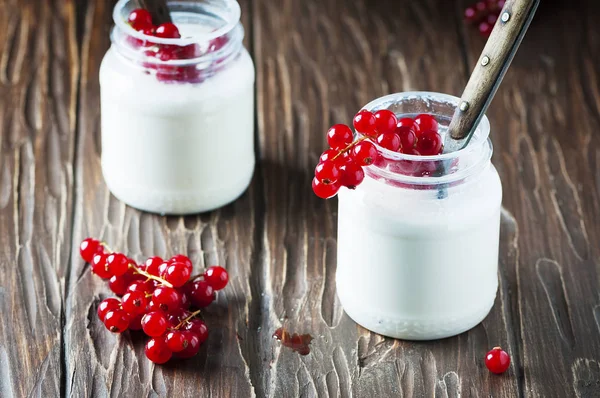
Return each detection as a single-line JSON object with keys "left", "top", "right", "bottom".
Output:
{"left": 153, "top": 286, "right": 182, "bottom": 312}
{"left": 97, "top": 298, "right": 121, "bottom": 321}
{"left": 327, "top": 124, "right": 353, "bottom": 151}
{"left": 397, "top": 126, "right": 417, "bottom": 150}
{"left": 127, "top": 280, "right": 154, "bottom": 295}
{"left": 374, "top": 110, "right": 398, "bottom": 135}
{"left": 158, "top": 262, "right": 169, "bottom": 277}
{"left": 204, "top": 266, "right": 229, "bottom": 291}
{"left": 121, "top": 291, "right": 148, "bottom": 316}
{"left": 413, "top": 114, "right": 438, "bottom": 134}
{"left": 128, "top": 9, "right": 153, "bottom": 31}
{"left": 145, "top": 337, "right": 172, "bottom": 364}
{"left": 339, "top": 161, "right": 364, "bottom": 189}
{"left": 91, "top": 253, "right": 112, "bottom": 279}
{"left": 319, "top": 149, "right": 339, "bottom": 164}
{"left": 109, "top": 274, "right": 131, "bottom": 296}
{"left": 141, "top": 311, "right": 168, "bottom": 337}
{"left": 176, "top": 331, "right": 201, "bottom": 359}
{"left": 104, "top": 309, "right": 130, "bottom": 333}
{"left": 485, "top": 347, "right": 510, "bottom": 374}
{"left": 169, "top": 255, "right": 193, "bottom": 273}
{"left": 167, "top": 308, "right": 191, "bottom": 327}
{"left": 416, "top": 130, "right": 443, "bottom": 156}
{"left": 106, "top": 253, "right": 130, "bottom": 277}
{"left": 80, "top": 238, "right": 101, "bottom": 263}
{"left": 165, "top": 262, "right": 192, "bottom": 288}
{"left": 376, "top": 132, "right": 401, "bottom": 152}
{"left": 315, "top": 161, "right": 341, "bottom": 185}
{"left": 312, "top": 177, "right": 341, "bottom": 199}
{"left": 155, "top": 23, "right": 181, "bottom": 39}
{"left": 351, "top": 140, "right": 379, "bottom": 166}
{"left": 189, "top": 280, "right": 215, "bottom": 307}
{"left": 166, "top": 331, "right": 189, "bottom": 352}
{"left": 353, "top": 110, "right": 377, "bottom": 137}
{"left": 184, "top": 319, "right": 208, "bottom": 343}
{"left": 397, "top": 117, "right": 418, "bottom": 131}
{"left": 145, "top": 256, "right": 164, "bottom": 275}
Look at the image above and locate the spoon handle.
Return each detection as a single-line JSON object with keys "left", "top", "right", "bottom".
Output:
{"left": 445, "top": 0, "right": 540, "bottom": 152}
{"left": 138, "top": 0, "right": 172, "bottom": 24}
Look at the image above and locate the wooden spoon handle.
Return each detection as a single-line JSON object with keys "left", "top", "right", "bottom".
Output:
{"left": 138, "top": 0, "right": 172, "bottom": 24}
{"left": 446, "top": 0, "right": 540, "bottom": 149}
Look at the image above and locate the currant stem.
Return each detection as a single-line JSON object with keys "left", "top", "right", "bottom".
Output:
{"left": 131, "top": 264, "right": 173, "bottom": 288}
{"left": 332, "top": 135, "right": 369, "bottom": 161}
{"left": 174, "top": 309, "right": 202, "bottom": 330}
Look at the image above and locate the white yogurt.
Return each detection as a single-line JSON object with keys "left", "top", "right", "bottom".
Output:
{"left": 100, "top": 1, "right": 255, "bottom": 215}
{"left": 335, "top": 92, "right": 502, "bottom": 340}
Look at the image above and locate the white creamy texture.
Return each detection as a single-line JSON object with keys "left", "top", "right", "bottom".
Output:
{"left": 99, "top": 24, "right": 255, "bottom": 214}
{"left": 336, "top": 165, "right": 502, "bottom": 340}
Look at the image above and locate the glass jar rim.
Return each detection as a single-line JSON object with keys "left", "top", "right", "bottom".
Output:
{"left": 113, "top": 0, "right": 241, "bottom": 45}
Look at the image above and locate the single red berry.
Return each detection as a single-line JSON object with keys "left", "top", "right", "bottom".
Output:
{"left": 413, "top": 114, "right": 439, "bottom": 134}
{"left": 166, "top": 331, "right": 189, "bottom": 352}
{"left": 416, "top": 130, "right": 443, "bottom": 156}
{"left": 351, "top": 140, "right": 379, "bottom": 166}
{"left": 167, "top": 308, "right": 192, "bottom": 327}
{"left": 319, "top": 149, "right": 339, "bottom": 164}
{"left": 97, "top": 298, "right": 121, "bottom": 322}
{"left": 128, "top": 9, "right": 153, "bottom": 31}
{"left": 153, "top": 286, "right": 182, "bottom": 312}
{"left": 397, "top": 117, "right": 418, "bottom": 131}
{"left": 189, "top": 280, "right": 215, "bottom": 307}
{"left": 127, "top": 280, "right": 154, "bottom": 295}
{"left": 91, "top": 253, "right": 113, "bottom": 279}
{"left": 397, "top": 126, "right": 417, "bottom": 150}
{"left": 104, "top": 309, "right": 130, "bottom": 333}
{"left": 353, "top": 110, "right": 377, "bottom": 137}
{"left": 141, "top": 311, "right": 168, "bottom": 337}
{"left": 315, "top": 160, "right": 341, "bottom": 185}
{"left": 145, "top": 337, "right": 172, "bottom": 364}
{"left": 339, "top": 161, "right": 365, "bottom": 189}
{"left": 204, "top": 266, "right": 229, "bottom": 290}
{"left": 485, "top": 347, "right": 510, "bottom": 374}
{"left": 155, "top": 23, "right": 181, "bottom": 39}
{"left": 184, "top": 319, "right": 208, "bottom": 343}
{"left": 179, "top": 289, "right": 191, "bottom": 309}
{"left": 169, "top": 255, "right": 193, "bottom": 273}
{"left": 164, "top": 263, "right": 192, "bottom": 288}
{"left": 464, "top": 6, "right": 477, "bottom": 22}
{"left": 176, "top": 331, "right": 201, "bottom": 359}
{"left": 312, "top": 177, "right": 341, "bottom": 199}
{"left": 374, "top": 110, "right": 398, "bottom": 135}
{"left": 80, "top": 238, "right": 101, "bottom": 263}
{"left": 121, "top": 291, "right": 148, "bottom": 316}
{"left": 376, "top": 132, "right": 401, "bottom": 152}
{"left": 327, "top": 124, "right": 353, "bottom": 151}
{"left": 109, "top": 275, "right": 131, "bottom": 296}
{"left": 106, "top": 253, "right": 130, "bottom": 277}
{"left": 145, "top": 257, "right": 164, "bottom": 275}
{"left": 479, "top": 21, "right": 492, "bottom": 37}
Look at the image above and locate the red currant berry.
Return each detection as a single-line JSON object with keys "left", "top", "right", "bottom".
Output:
{"left": 176, "top": 331, "right": 201, "bottom": 359}
{"left": 485, "top": 347, "right": 510, "bottom": 374}
{"left": 397, "top": 127, "right": 417, "bottom": 150}
{"left": 204, "top": 266, "right": 229, "bottom": 290}
{"left": 121, "top": 291, "right": 148, "bottom": 316}
{"left": 145, "top": 257, "right": 164, "bottom": 275}
{"left": 167, "top": 309, "right": 191, "bottom": 327}
{"left": 184, "top": 319, "right": 208, "bottom": 343}
{"left": 351, "top": 140, "right": 379, "bottom": 166}
{"left": 374, "top": 110, "right": 398, "bottom": 135}
{"left": 127, "top": 280, "right": 154, "bottom": 295}
{"left": 91, "top": 253, "right": 113, "bottom": 279}
{"left": 416, "top": 130, "right": 443, "bottom": 156}
{"left": 80, "top": 238, "right": 101, "bottom": 263}
{"left": 353, "top": 110, "right": 377, "bottom": 137}
{"left": 164, "top": 263, "right": 192, "bottom": 288}
{"left": 339, "top": 161, "right": 365, "bottom": 189}
{"left": 315, "top": 160, "right": 341, "bottom": 185}
{"left": 97, "top": 298, "right": 121, "bottom": 321}
{"left": 145, "top": 337, "right": 172, "bottom": 364}
{"left": 141, "top": 311, "right": 168, "bottom": 337}
{"left": 397, "top": 117, "right": 418, "bottom": 131}
{"left": 166, "top": 331, "right": 189, "bottom": 352}
{"left": 109, "top": 275, "right": 131, "bottom": 296}
{"left": 376, "top": 132, "right": 401, "bottom": 152}
{"left": 169, "top": 255, "right": 193, "bottom": 273}
{"left": 464, "top": 6, "right": 477, "bottom": 22}
{"left": 413, "top": 114, "right": 438, "bottom": 134}
{"left": 312, "top": 177, "right": 341, "bottom": 199}
{"left": 179, "top": 289, "right": 191, "bottom": 309}
{"left": 106, "top": 253, "right": 130, "bottom": 277}
{"left": 152, "top": 286, "right": 182, "bottom": 312}
{"left": 479, "top": 21, "right": 492, "bottom": 37}
{"left": 327, "top": 124, "right": 353, "bottom": 151}
{"left": 319, "top": 149, "right": 339, "bottom": 164}
{"left": 128, "top": 9, "right": 153, "bottom": 31}
{"left": 104, "top": 309, "right": 130, "bottom": 333}
{"left": 189, "top": 280, "right": 215, "bottom": 307}
{"left": 155, "top": 23, "right": 181, "bottom": 39}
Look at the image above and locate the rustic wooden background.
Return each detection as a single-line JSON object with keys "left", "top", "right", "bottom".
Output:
{"left": 0, "top": 0, "right": 599, "bottom": 397}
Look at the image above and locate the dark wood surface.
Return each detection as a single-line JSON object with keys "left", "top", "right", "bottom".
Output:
{"left": 0, "top": 0, "right": 599, "bottom": 397}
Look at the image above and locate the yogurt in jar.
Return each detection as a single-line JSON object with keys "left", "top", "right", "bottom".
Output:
{"left": 100, "top": 0, "right": 255, "bottom": 215}
{"left": 335, "top": 92, "right": 502, "bottom": 340}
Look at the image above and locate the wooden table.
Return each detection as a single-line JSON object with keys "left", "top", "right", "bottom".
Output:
{"left": 1, "top": 0, "right": 599, "bottom": 396}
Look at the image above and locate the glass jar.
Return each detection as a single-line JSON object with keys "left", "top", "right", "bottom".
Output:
{"left": 336, "top": 92, "right": 502, "bottom": 340}
{"left": 100, "top": 0, "right": 255, "bottom": 215}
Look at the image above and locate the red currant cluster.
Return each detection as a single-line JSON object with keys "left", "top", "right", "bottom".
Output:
{"left": 126, "top": 8, "right": 227, "bottom": 83}
{"left": 80, "top": 237, "right": 229, "bottom": 364}
{"left": 464, "top": 0, "right": 505, "bottom": 37}
{"left": 313, "top": 110, "right": 444, "bottom": 199}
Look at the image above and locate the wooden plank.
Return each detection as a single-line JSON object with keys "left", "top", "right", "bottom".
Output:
{"left": 0, "top": 0, "right": 79, "bottom": 397}
{"left": 459, "top": 0, "right": 600, "bottom": 396}
{"left": 252, "top": 0, "right": 521, "bottom": 396}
